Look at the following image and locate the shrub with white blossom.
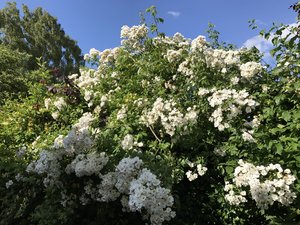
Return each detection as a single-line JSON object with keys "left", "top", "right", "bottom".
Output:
{"left": 0, "top": 6, "right": 300, "bottom": 225}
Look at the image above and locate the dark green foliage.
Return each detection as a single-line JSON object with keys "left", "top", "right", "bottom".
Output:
{"left": 0, "top": 2, "right": 84, "bottom": 78}
{"left": 0, "top": 44, "right": 30, "bottom": 104}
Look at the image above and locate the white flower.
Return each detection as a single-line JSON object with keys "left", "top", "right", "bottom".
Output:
{"left": 198, "top": 88, "right": 210, "bottom": 96}
{"left": 242, "top": 130, "right": 255, "bottom": 142}
{"left": 121, "top": 134, "right": 134, "bottom": 150}
{"left": 53, "top": 135, "right": 64, "bottom": 149}
{"left": 231, "top": 77, "right": 239, "bottom": 85}
{"left": 100, "top": 95, "right": 108, "bottom": 107}
{"left": 197, "top": 164, "right": 208, "bottom": 176}
{"left": 191, "top": 35, "right": 206, "bottom": 51}
{"left": 117, "top": 105, "right": 127, "bottom": 121}
{"left": 84, "top": 90, "right": 93, "bottom": 102}
{"left": 5, "top": 180, "right": 13, "bottom": 189}
{"left": 51, "top": 111, "right": 59, "bottom": 120}
{"left": 53, "top": 97, "right": 66, "bottom": 111}
{"left": 44, "top": 98, "right": 52, "bottom": 109}
{"left": 221, "top": 68, "right": 227, "bottom": 73}
{"left": 120, "top": 24, "right": 148, "bottom": 50}
{"left": 128, "top": 168, "right": 175, "bottom": 224}
{"left": 165, "top": 49, "right": 183, "bottom": 63}
{"left": 186, "top": 170, "right": 198, "bottom": 181}
{"left": 240, "top": 62, "right": 262, "bottom": 80}
{"left": 89, "top": 48, "right": 101, "bottom": 57}
{"left": 140, "top": 98, "right": 197, "bottom": 137}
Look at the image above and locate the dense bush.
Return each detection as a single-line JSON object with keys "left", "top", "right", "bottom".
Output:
{"left": 0, "top": 8, "right": 299, "bottom": 225}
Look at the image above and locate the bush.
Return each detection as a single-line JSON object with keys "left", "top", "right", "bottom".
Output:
{"left": 0, "top": 11, "right": 299, "bottom": 225}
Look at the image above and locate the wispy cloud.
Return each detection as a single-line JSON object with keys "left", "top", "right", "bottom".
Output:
{"left": 167, "top": 11, "right": 181, "bottom": 18}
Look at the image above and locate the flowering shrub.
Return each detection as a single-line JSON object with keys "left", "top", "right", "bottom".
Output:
{"left": 1, "top": 10, "right": 300, "bottom": 225}
{"left": 224, "top": 160, "right": 296, "bottom": 210}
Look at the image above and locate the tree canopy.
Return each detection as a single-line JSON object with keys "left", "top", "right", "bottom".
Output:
{"left": 0, "top": 2, "right": 83, "bottom": 78}
{"left": 0, "top": 44, "right": 31, "bottom": 104}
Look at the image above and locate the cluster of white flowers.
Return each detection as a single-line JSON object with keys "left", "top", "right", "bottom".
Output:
{"left": 129, "top": 168, "right": 176, "bottom": 225}
{"left": 53, "top": 97, "right": 67, "bottom": 111}
{"left": 241, "top": 129, "right": 255, "bottom": 142}
{"left": 84, "top": 90, "right": 93, "bottom": 102}
{"left": 97, "top": 172, "right": 120, "bottom": 202}
{"left": 240, "top": 62, "right": 262, "bottom": 80}
{"left": 65, "top": 152, "right": 109, "bottom": 177}
{"left": 224, "top": 182, "right": 247, "bottom": 205}
{"left": 69, "top": 70, "right": 101, "bottom": 107}
{"left": 204, "top": 49, "right": 240, "bottom": 69}
{"left": 70, "top": 70, "right": 99, "bottom": 90}
{"left": 185, "top": 162, "right": 208, "bottom": 181}
{"left": 62, "top": 113, "right": 94, "bottom": 155}
{"left": 121, "top": 134, "right": 143, "bottom": 150}
{"left": 191, "top": 35, "right": 207, "bottom": 51}
{"left": 26, "top": 150, "right": 61, "bottom": 187}
{"left": 44, "top": 98, "right": 52, "bottom": 109}
{"left": 5, "top": 180, "right": 13, "bottom": 189}
{"left": 117, "top": 105, "right": 127, "bottom": 121}
{"left": 231, "top": 76, "right": 240, "bottom": 85}
{"left": 224, "top": 160, "right": 297, "bottom": 210}
{"left": 151, "top": 30, "right": 264, "bottom": 90}
{"left": 51, "top": 111, "right": 59, "bottom": 120}
{"left": 83, "top": 48, "right": 101, "bottom": 60}
{"left": 198, "top": 88, "right": 211, "bottom": 96}
{"left": 80, "top": 156, "right": 175, "bottom": 225}
{"left": 177, "top": 60, "right": 194, "bottom": 77}
{"left": 121, "top": 24, "right": 148, "bottom": 50}
{"left": 27, "top": 105, "right": 175, "bottom": 224}
{"left": 244, "top": 115, "right": 260, "bottom": 128}
{"left": 205, "top": 89, "right": 259, "bottom": 131}
{"left": 27, "top": 113, "right": 95, "bottom": 186}
{"left": 153, "top": 32, "right": 190, "bottom": 49}
{"left": 100, "top": 47, "right": 121, "bottom": 64}
{"left": 44, "top": 97, "right": 67, "bottom": 120}
{"left": 140, "top": 98, "right": 198, "bottom": 137}
{"left": 84, "top": 46, "right": 121, "bottom": 65}
{"left": 165, "top": 49, "right": 184, "bottom": 63}
{"left": 114, "top": 157, "right": 144, "bottom": 194}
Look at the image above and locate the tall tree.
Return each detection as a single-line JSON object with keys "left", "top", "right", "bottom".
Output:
{"left": 0, "top": 2, "right": 84, "bottom": 78}
{"left": 0, "top": 44, "right": 30, "bottom": 104}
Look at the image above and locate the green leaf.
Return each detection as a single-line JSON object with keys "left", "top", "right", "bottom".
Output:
{"left": 294, "top": 155, "right": 300, "bottom": 163}
{"left": 158, "top": 18, "right": 164, "bottom": 23}
{"left": 281, "top": 111, "right": 291, "bottom": 122}
{"left": 225, "top": 166, "right": 233, "bottom": 174}
{"left": 275, "top": 143, "right": 283, "bottom": 155}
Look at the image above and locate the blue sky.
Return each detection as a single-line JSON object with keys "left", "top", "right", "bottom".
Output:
{"left": 0, "top": 0, "right": 297, "bottom": 58}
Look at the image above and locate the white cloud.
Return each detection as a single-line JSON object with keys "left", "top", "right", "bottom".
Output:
{"left": 243, "top": 35, "right": 273, "bottom": 53}
{"left": 167, "top": 11, "right": 181, "bottom": 17}
{"left": 243, "top": 35, "right": 274, "bottom": 65}
{"left": 281, "top": 23, "right": 297, "bottom": 39}
{"left": 242, "top": 23, "right": 298, "bottom": 65}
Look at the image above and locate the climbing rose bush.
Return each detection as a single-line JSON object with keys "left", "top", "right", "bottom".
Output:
{"left": 1, "top": 21, "right": 300, "bottom": 225}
